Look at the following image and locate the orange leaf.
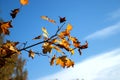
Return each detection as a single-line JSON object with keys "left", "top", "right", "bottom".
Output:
{"left": 66, "top": 23, "right": 72, "bottom": 31}
{"left": 65, "top": 58, "right": 74, "bottom": 68}
{"left": 41, "top": 16, "right": 49, "bottom": 21}
{"left": 50, "top": 55, "right": 56, "bottom": 66}
{"left": 41, "top": 16, "right": 56, "bottom": 24}
{"left": 20, "top": 0, "right": 29, "bottom": 5}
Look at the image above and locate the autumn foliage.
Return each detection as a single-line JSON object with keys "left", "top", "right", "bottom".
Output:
{"left": 0, "top": 0, "right": 88, "bottom": 68}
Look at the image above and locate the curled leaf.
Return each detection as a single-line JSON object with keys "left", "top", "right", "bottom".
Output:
{"left": 50, "top": 55, "right": 56, "bottom": 66}
{"left": 41, "top": 16, "right": 56, "bottom": 24}
{"left": 10, "top": 8, "right": 19, "bottom": 19}
{"left": 80, "top": 41, "right": 88, "bottom": 49}
{"left": 33, "top": 35, "right": 42, "bottom": 40}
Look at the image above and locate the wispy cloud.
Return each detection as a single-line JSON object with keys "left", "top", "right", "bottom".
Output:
{"left": 84, "top": 22, "right": 120, "bottom": 40}
{"left": 37, "top": 48, "right": 120, "bottom": 80}
{"left": 108, "top": 8, "right": 120, "bottom": 20}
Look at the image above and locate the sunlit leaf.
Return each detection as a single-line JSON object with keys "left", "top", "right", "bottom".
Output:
{"left": 43, "top": 33, "right": 48, "bottom": 38}
{"left": 50, "top": 55, "right": 56, "bottom": 66}
{"left": 69, "top": 48, "right": 74, "bottom": 55}
{"left": 70, "top": 37, "right": 80, "bottom": 48}
{"left": 42, "top": 27, "right": 48, "bottom": 35}
{"left": 42, "top": 42, "right": 53, "bottom": 54}
{"left": 29, "top": 50, "right": 35, "bottom": 59}
{"left": 20, "top": 0, "right": 29, "bottom": 5}
{"left": 41, "top": 16, "right": 49, "bottom": 21}
{"left": 0, "top": 21, "right": 12, "bottom": 35}
{"left": 41, "top": 16, "right": 56, "bottom": 24}
{"left": 56, "top": 56, "right": 74, "bottom": 68}
{"left": 56, "top": 56, "right": 66, "bottom": 68}
{"left": 66, "top": 23, "right": 72, "bottom": 31}
{"left": 59, "top": 17, "right": 66, "bottom": 23}
{"left": 53, "top": 46, "right": 64, "bottom": 54}
{"left": 10, "top": 8, "right": 19, "bottom": 19}
{"left": 65, "top": 58, "right": 74, "bottom": 68}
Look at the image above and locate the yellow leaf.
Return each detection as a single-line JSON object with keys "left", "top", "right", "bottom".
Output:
{"left": 66, "top": 23, "right": 72, "bottom": 31}
{"left": 41, "top": 16, "right": 56, "bottom": 24}
{"left": 56, "top": 56, "right": 66, "bottom": 68}
{"left": 29, "top": 50, "right": 35, "bottom": 59}
{"left": 43, "top": 33, "right": 48, "bottom": 38}
{"left": 20, "top": 0, "right": 29, "bottom": 5}
{"left": 42, "top": 42, "right": 53, "bottom": 54}
{"left": 41, "top": 16, "right": 49, "bottom": 21}
{"left": 69, "top": 48, "right": 74, "bottom": 55}
{"left": 56, "top": 56, "right": 74, "bottom": 68}
{"left": 53, "top": 46, "right": 64, "bottom": 54}
{"left": 65, "top": 58, "right": 74, "bottom": 68}
{"left": 42, "top": 27, "right": 48, "bottom": 35}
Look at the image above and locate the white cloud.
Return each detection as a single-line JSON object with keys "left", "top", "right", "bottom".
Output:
{"left": 84, "top": 22, "right": 120, "bottom": 40}
{"left": 37, "top": 48, "right": 120, "bottom": 80}
{"left": 108, "top": 8, "right": 120, "bottom": 20}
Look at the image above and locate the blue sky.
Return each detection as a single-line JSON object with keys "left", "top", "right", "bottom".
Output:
{"left": 0, "top": 0, "right": 120, "bottom": 80}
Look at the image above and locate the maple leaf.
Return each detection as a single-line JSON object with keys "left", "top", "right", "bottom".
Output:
{"left": 42, "top": 42, "right": 53, "bottom": 54}
{"left": 29, "top": 50, "right": 35, "bottom": 59}
{"left": 41, "top": 16, "right": 56, "bottom": 24}
{"left": 56, "top": 56, "right": 74, "bottom": 68}
{"left": 56, "top": 56, "right": 66, "bottom": 68}
{"left": 0, "top": 21, "right": 12, "bottom": 35}
{"left": 20, "top": 0, "right": 29, "bottom": 5}
{"left": 59, "top": 17, "right": 66, "bottom": 23}
{"left": 10, "top": 8, "right": 19, "bottom": 19}
{"left": 0, "top": 41, "right": 20, "bottom": 58}
{"left": 50, "top": 55, "right": 56, "bottom": 66}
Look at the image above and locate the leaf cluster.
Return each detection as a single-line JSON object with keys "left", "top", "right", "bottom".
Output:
{"left": 0, "top": 0, "right": 88, "bottom": 68}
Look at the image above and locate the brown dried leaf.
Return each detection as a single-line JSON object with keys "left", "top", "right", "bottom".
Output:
{"left": 10, "top": 8, "right": 19, "bottom": 19}
{"left": 33, "top": 35, "right": 42, "bottom": 40}
{"left": 59, "top": 17, "right": 66, "bottom": 23}
{"left": 50, "top": 55, "right": 56, "bottom": 66}
{"left": 29, "top": 50, "right": 35, "bottom": 59}
{"left": 0, "top": 21, "right": 12, "bottom": 35}
{"left": 80, "top": 41, "right": 88, "bottom": 49}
